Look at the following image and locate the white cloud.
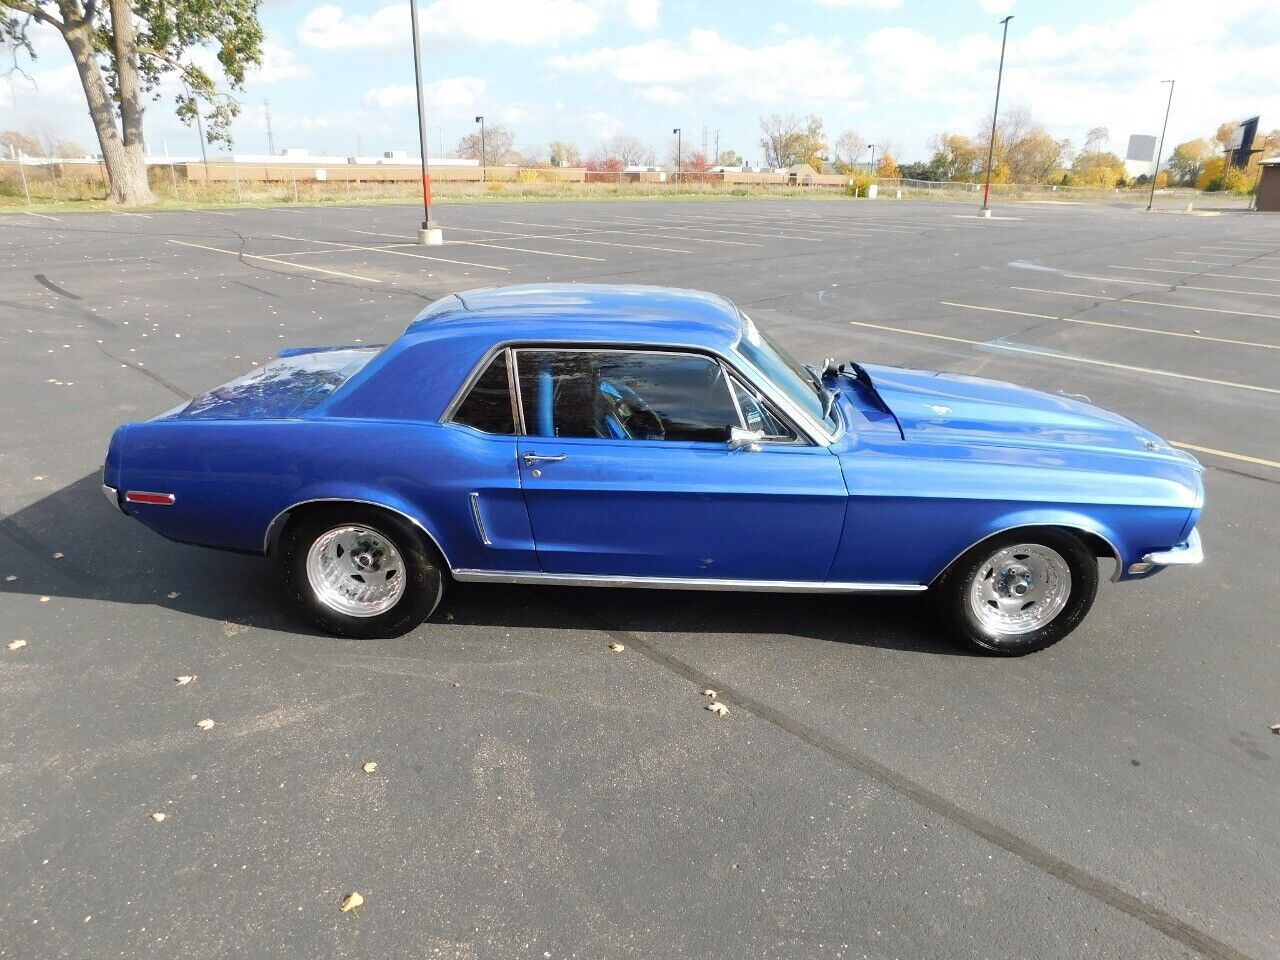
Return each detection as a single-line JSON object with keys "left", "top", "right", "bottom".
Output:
{"left": 811, "top": 0, "right": 902, "bottom": 10}
{"left": 546, "top": 28, "right": 864, "bottom": 107}
{"left": 625, "top": 0, "right": 660, "bottom": 29}
{"left": 249, "top": 41, "right": 312, "bottom": 83}
{"left": 300, "top": 0, "right": 601, "bottom": 49}
{"left": 362, "top": 75, "right": 488, "bottom": 116}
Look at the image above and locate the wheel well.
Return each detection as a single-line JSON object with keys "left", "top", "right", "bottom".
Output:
{"left": 266, "top": 499, "right": 451, "bottom": 570}
{"left": 932, "top": 524, "right": 1120, "bottom": 585}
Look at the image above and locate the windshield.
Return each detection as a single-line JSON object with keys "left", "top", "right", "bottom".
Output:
{"left": 735, "top": 313, "right": 840, "bottom": 436}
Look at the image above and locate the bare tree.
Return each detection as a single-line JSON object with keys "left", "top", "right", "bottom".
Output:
{"left": 549, "top": 140, "right": 581, "bottom": 166}
{"left": 1084, "top": 126, "right": 1110, "bottom": 154}
{"left": 457, "top": 125, "right": 516, "bottom": 166}
{"left": 833, "top": 129, "right": 867, "bottom": 168}
{"left": 589, "top": 134, "right": 655, "bottom": 167}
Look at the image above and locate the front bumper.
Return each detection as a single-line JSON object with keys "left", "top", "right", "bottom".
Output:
{"left": 1129, "top": 528, "right": 1203, "bottom": 575}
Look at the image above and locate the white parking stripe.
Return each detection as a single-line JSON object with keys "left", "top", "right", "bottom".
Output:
{"left": 1112, "top": 264, "right": 1280, "bottom": 284}
{"left": 23, "top": 210, "right": 62, "bottom": 222}
{"left": 1063, "top": 273, "right": 1280, "bottom": 298}
{"left": 940, "top": 301, "right": 1279, "bottom": 350}
{"left": 1010, "top": 286, "right": 1280, "bottom": 320}
{"left": 168, "top": 239, "right": 381, "bottom": 282}
{"left": 610, "top": 215, "right": 831, "bottom": 242}
{"left": 450, "top": 240, "right": 605, "bottom": 262}
{"left": 270, "top": 234, "right": 509, "bottom": 271}
{"left": 496, "top": 220, "right": 693, "bottom": 253}
{"left": 846, "top": 320, "right": 1280, "bottom": 395}
{"left": 1171, "top": 442, "right": 1280, "bottom": 471}
{"left": 563, "top": 217, "right": 764, "bottom": 245}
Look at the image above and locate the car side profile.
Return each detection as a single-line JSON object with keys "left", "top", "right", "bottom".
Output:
{"left": 103, "top": 284, "right": 1204, "bottom": 654}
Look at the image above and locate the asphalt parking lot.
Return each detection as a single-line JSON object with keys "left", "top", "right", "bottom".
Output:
{"left": 2, "top": 197, "right": 1278, "bottom": 960}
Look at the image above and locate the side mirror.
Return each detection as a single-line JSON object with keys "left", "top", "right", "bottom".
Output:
{"left": 729, "top": 427, "right": 765, "bottom": 452}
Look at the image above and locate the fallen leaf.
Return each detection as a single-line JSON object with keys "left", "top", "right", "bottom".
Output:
{"left": 7, "top": 639, "right": 27, "bottom": 651}
{"left": 1271, "top": 723, "right": 1280, "bottom": 735}
{"left": 4, "top": 575, "right": 15, "bottom": 582}
{"left": 608, "top": 642, "right": 625, "bottom": 653}
{"left": 52, "top": 552, "right": 64, "bottom": 559}
{"left": 195, "top": 718, "right": 216, "bottom": 731}
{"left": 175, "top": 675, "right": 196, "bottom": 686}
{"left": 339, "top": 892, "right": 364, "bottom": 913}
{"left": 39, "top": 596, "right": 50, "bottom": 603}
{"left": 150, "top": 812, "right": 166, "bottom": 822}
{"left": 362, "top": 761, "right": 378, "bottom": 773}
{"left": 702, "top": 688, "right": 718, "bottom": 699}
{"left": 705, "top": 702, "right": 728, "bottom": 717}
{"left": 167, "top": 591, "right": 180, "bottom": 599}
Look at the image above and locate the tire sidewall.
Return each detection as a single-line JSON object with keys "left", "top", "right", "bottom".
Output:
{"left": 284, "top": 506, "right": 443, "bottom": 638}
{"left": 940, "top": 530, "right": 1099, "bottom": 655}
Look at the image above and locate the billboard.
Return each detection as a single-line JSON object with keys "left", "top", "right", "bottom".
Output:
{"left": 1126, "top": 134, "right": 1157, "bottom": 163}
{"left": 1228, "top": 116, "right": 1259, "bottom": 169}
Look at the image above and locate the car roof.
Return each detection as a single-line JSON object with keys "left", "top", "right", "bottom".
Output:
{"left": 403, "top": 283, "right": 745, "bottom": 351}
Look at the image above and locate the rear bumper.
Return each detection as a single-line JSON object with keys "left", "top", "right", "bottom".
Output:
{"left": 1129, "top": 527, "right": 1202, "bottom": 575}
{"left": 103, "top": 483, "right": 124, "bottom": 514}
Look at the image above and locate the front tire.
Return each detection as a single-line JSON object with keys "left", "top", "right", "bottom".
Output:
{"left": 283, "top": 506, "right": 444, "bottom": 638}
{"left": 936, "top": 530, "right": 1098, "bottom": 655}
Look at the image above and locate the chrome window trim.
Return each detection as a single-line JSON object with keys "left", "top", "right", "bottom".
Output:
{"left": 263, "top": 497, "right": 452, "bottom": 568}
{"left": 468, "top": 492, "right": 492, "bottom": 546}
{"left": 452, "top": 569, "right": 926, "bottom": 593}
{"left": 732, "top": 311, "right": 843, "bottom": 445}
{"left": 927, "top": 523, "right": 1126, "bottom": 585}
{"left": 440, "top": 346, "right": 518, "bottom": 435}
{"left": 723, "top": 367, "right": 805, "bottom": 446}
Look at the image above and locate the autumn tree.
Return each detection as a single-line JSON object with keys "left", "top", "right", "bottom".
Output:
{"left": 2, "top": 0, "right": 262, "bottom": 204}
{"left": 549, "top": 140, "right": 581, "bottom": 166}
{"left": 457, "top": 125, "right": 516, "bottom": 166}
{"left": 0, "top": 129, "right": 42, "bottom": 157}
{"left": 926, "top": 132, "right": 982, "bottom": 181}
{"left": 682, "top": 151, "right": 714, "bottom": 183}
{"left": 589, "top": 134, "right": 654, "bottom": 168}
{"left": 716, "top": 148, "right": 742, "bottom": 167}
{"left": 991, "top": 107, "right": 1068, "bottom": 183}
{"left": 759, "top": 113, "right": 825, "bottom": 168}
{"left": 876, "top": 152, "right": 901, "bottom": 179}
{"left": 1167, "top": 139, "right": 1214, "bottom": 186}
{"left": 832, "top": 129, "right": 867, "bottom": 171}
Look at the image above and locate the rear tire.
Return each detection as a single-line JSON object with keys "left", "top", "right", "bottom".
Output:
{"left": 935, "top": 529, "right": 1098, "bottom": 655}
{"left": 283, "top": 506, "right": 444, "bottom": 639}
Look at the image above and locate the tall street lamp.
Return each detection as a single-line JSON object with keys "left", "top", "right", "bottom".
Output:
{"left": 475, "top": 115, "right": 486, "bottom": 182}
{"left": 673, "top": 127, "right": 682, "bottom": 183}
{"left": 408, "top": 0, "right": 440, "bottom": 244}
{"left": 868, "top": 143, "right": 876, "bottom": 177}
{"left": 980, "top": 14, "right": 1014, "bottom": 215}
{"left": 1147, "top": 80, "right": 1175, "bottom": 212}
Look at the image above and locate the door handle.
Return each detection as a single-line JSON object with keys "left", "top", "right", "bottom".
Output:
{"left": 523, "top": 452, "right": 567, "bottom": 466}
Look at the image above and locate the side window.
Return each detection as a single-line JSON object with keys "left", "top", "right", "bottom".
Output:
{"left": 731, "top": 377, "right": 797, "bottom": 441}
{"left": 515, "top": 350, "right": 742, "bottom": 442}
{"left": 451, "top": 352, "right": 515, "bottom": 434}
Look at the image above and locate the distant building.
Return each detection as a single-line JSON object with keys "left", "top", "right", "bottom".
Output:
{"left": 1124, "top": 134, "right": 1158, "bottom": 179}
{"left": 1256, "top": 157, "right": 1280, "bottom": 212}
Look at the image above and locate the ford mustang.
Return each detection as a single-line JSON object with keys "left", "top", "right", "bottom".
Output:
{"left": 103, "top": 284, "right": 1204, "bottom": 654}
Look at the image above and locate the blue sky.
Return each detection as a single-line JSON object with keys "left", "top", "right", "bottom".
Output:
{"left": 7, "top": 0, "right": 1280, "bottom": 164}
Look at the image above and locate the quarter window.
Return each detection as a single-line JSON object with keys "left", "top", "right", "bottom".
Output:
{"left": 451, "top": 352, "right": 515, "bottom": 434}
{"left": 515, "top": 350, "right": 741, "bottom": 442}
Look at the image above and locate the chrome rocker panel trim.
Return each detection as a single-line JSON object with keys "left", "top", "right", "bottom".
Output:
{"left": 451, "top": 569, "right": 927, "bottom": 593}
{"left": 1142, "top": 528, "right": 1203, "bottom": 567}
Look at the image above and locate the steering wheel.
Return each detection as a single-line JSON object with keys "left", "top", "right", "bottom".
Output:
{"left": 598, "top": 379, "right": 665, "bottom": 440}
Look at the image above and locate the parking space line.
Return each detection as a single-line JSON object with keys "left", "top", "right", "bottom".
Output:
{"left": 1112, "top": 264, "right": 1280, "bottom": 285}
{"left": 168, "top": 239, "right": 382, "bottom": 283}
{"left": 1064, "top": 273, "right": 1280, "bottom": 299}
{"left": 23, "top": 210, "right": 62, "bottom": 222}
{"left": 450, "top": 240, "right": 605, "bottom": 262}
{"left": 1010, "top": 286, "right": 1280, "bottom": 320}
{"left": 611, "top": 215, "right": 831, "bottom": 242}
{"left": 1108, "top": 265, "right": 1187, "bottom": 275}
{"left": 494, "top": 221, "right": 693, "bottom": 254}
{"left": 1206, "top": 272, "right": 1280, "bottom": 283}
{"left": 940, "top": 301, "right": 1279, "bottom": 350}
{"left": 1170, "top": 442, "right": 1280, "bottom": 471}
{"left": 562, "top": 217, "right": 764, "bottom": 246}
{"left": 847, "top": 320, "right": 1280, "bottom": 395}
{"left": 270, "top": 234, "right": 509, "bottom": 271}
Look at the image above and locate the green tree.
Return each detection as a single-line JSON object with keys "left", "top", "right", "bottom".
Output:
{"left": 758, "top": 113, "right": 826, "bottom": 168}
{"left": 716, "top": 148, "right": 742, "bottom": 167}
{"left": 926, "top": 132, "right": 982, "bottom": 181}
{"left": 549, "top": 140, "right": 580, "bottom": 166}
{"left": 2, "top": 0, "right": 262, "bottom": 204}
{"left": 1167, "top": 139, "right": 1214, "bottom": 187}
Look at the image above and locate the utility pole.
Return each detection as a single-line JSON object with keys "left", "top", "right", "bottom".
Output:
{"left": 980, "top": 15, "right": 1014, "bottom": 215}
{"left": 701, "top": 125, "right": 708, "bottom": 159}
{"left": 1147, "top": 80, "right": 1174, "bottom": 212}
{"left": 408, "top": 0, "right": 440, "bottom": 243}
{"left": 264, "top": 100, "right": 275, "bottom": 156}
{"left": 475, "top": 115, "right": 486, "bottom": 181}
{"left": 868, "top": 144, "right": 876, "bottom": 175}
{"left": 714, "top": 129, "right": 720, "bottom": 166}
{"left": 673, "top": 128, "right": 682, "bottom": 182}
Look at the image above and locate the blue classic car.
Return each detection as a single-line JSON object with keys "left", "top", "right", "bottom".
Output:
{"left": 103, "top": 284, "right": 1204, "bottom": 654}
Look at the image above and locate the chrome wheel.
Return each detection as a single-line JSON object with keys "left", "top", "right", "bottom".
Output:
{"left": 305, "top": 525, "right": 406, "bottom": 618}
{"left": 968, "top": 542, "right": 1072, "bottom": 637}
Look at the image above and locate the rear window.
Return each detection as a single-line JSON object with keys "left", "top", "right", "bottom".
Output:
{"left": 451, "top": 352, "right": 516, "bottom": 434}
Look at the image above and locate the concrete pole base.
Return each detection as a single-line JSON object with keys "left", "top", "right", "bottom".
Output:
{"left": 979, "top": 208, "right": 992, "bottom": 218}
{"left": 418, "top": 227, "right": 444, "bottom": 246}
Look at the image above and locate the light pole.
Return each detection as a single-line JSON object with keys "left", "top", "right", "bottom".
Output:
{"left": 1147, "top": 80, "right": 1174, "bottom": 212}
{"left": 673, "top": 127, "right": 682, "bottom": 183}
{"left": 980, "top": 14, "right": 1014, "bottom": 215}
{"left": 868, "top": 144, "right": 876, "bottom": 177}
{"left": 475, "top": 115, "right": 486, "bottom": 182}
{"left": 408, "top": 0, "right": 440, "bottom": 244}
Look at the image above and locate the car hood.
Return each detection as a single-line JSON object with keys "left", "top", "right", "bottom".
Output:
{"left": 856, "top": 362, "right": 1196, "bottom": 463}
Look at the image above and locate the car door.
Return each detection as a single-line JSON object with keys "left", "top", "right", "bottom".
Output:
{"left": 512, "top": 346, "right": 847, "bottom": 582}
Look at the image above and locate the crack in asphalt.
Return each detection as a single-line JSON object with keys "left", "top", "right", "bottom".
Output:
{"left": 557, "top": 600, "right": 1260, "bottom": 960}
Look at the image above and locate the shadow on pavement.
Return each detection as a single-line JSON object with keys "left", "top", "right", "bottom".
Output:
{"left": 1, "top": 471, "right": 960, "bottom": 656}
